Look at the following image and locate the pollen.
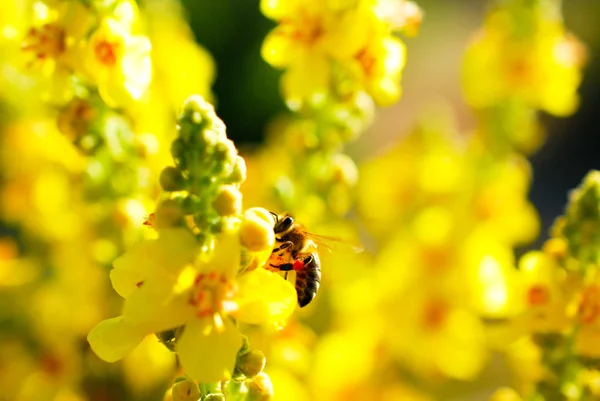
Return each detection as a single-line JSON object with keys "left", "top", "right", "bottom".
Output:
{"left": 94, "top": 39, "right": 121, "bottom": 67}
{"left": 356, "top": 47, "right": 376, "bottom": 77}
{"left": 527, "top": 285, "right": 549, "bottom": 306}
{"left": 578, "top": 285, "right": 600, "bottom": 325}
{"left": 282, "top": 11, "right": 323, "bottom": 46}
{"left": 22, "top": 23, "right": 66, "bottom": 61}
{"left": 422, "top": 299, "right": 448, "bottom": 331}
{"left": 189, "top": 271, "right": 238, "bottom": 318}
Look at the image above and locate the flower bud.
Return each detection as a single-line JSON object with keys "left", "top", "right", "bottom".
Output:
{"left": 171, "top": 138, "right": 188, "bottom": 170}
{"left": 227, "top": 156, "right": 247, "bottom": 184}
{"left": 240, "top": 208, "right": 275, "bottom": 253}
{"left": 160, "top": 167, "right": 187, "bottom": 192}
{"left": 212, "top": 186, "right": 242, "bottom": 217}
{"left": 171, "top": 378, "right": 200, "bottom": 401}
{"left": 246, "top": 373, "right": 274, "bottom": 401}
{"left": 223, "top": 380, "right": 247, "bottom": 400}
{"left": 236, "top": 349, "right": 266, "bottom": 378}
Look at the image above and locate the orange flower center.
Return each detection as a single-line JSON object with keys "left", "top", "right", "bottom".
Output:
{"left": 94, "top": 39, "right": 121, "bottom": 67}
{"left": 281, "top": 11, "right": 323, "bottom": 46}
{"left": 527, "top": 285, "right": 549, "bottom": 306}
{"left": 22, "top": 23, "right": 66, "bottom": 61}
{"left": 355, "top": 47, "right": 377, "bottom": 77}
{"left": 422, "top": 299, "right": 448, "bottom": 331}
{"left": 189, "top": 271, "right": 237, "bottom": 318}
{"left": 578, "top": 285, "right": 600, "bottom": 325}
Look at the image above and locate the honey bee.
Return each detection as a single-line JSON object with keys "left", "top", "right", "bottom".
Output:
{"left": 266, "top": 213, "right": 321, "bottom": 307}
{"left": 266, "top": 213, "right": 362, "bottom": 308}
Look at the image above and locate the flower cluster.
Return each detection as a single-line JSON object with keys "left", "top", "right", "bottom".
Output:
{"left": 489, "top": 172, "right": 600, "bottom": 400}
{"left": 262, "top": 0, "right": 421, "bottom": 108}
{"left": 88, "top": 95, "right": 297, "bottom": 396}
{"left": 0, "top": 0, "right": 217, "bottom": 399}
{"left": 248, "top": 0, "right": 422, "bottom": 224}
{"left": 462, "top": 0, "right": 586, "bottom": 153}
{"left": 20, "top": 0, "right": 150, "bottom": 107}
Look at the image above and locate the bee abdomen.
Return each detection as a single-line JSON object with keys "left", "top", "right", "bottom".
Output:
{"left": 295, "top": 253, "right": 321, "bottom": 308}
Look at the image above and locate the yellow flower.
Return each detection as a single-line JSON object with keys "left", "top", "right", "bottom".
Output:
{"left": 20, "top": 0, "right": 94, "bottom": 103}
{"left": 84, "top": 15, "right": 151, "bottom": 107}
{"left": 262, "top": 0, "right": 369, "bottom": 105}
{"left": 261, "top": 0, "right": 415, "bottom": 106}
{"left": 88, "top": 228, "right": 296, "bottom": 383}
{"left": 462, "top": 5, "right": 586, "bottom": 116}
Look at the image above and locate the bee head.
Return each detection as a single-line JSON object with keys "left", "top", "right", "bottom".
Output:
{"left": 272, "top": 213, "right": 294, "bottom": 235}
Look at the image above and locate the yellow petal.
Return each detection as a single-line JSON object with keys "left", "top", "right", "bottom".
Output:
{"left": 234, "top": 269, "right": 296, "bottom": 326}
{"left": 122, "top": 284, "right": 195, "bottom": 334}
{"left": 111, "top": 241, "right": 154, "bottom": 298}
{"left": 176, "top": 318, "right": 243, "bottom": 383}
{"left": 199, "top": 231, "right": 241, "bottom": 279}
{"left": 261, "top": 30, "right": 295, "bottom": 68}
{"left": 111, "top": 228, "right": 196, "bottom": 298}
{"left": 87, "top": 316, "right": 146, "bottom": 362}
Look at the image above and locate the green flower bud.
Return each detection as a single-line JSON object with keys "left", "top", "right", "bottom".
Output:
{"left": 172, "top": 378, "right": 200, "bottom": 401}
{"left": 227, "top": 156, "right": 247, "bottom": 184}
{"left": 201, "top": 129, "right": 219, "bottom": 150}
{"left": 155, "top": 199, "right": 185, "bottom": 228}
{"left": 213, "top": 141, "right": 236, "bottom": 162}
{"left": 181, "top": 194, "right": 202, "bottom": 215}
{"left": 171, "top": 138, "right": 188, "bottom": 170}
{"left": 180, "top": 121, "right": 207, "bottom": 152}
{"left": 223, "top": 380, "right": 248, "bottom": 401}
{"left": 212, "top": 185, "right": 242, "bottom": 217}
{"left": 236, "top": 349, "right": 266, "bottom": 378}
{"left": 556, "top": 171, "right": 600, "bottom": 266}
{"left": 246, "top": 373, "right": 274, "bottom": 401}
{"left": 160, "top": 167, "right": 187, "bottom": 192}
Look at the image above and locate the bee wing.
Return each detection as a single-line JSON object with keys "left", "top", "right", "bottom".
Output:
{"left": 307, "top": 233, "right": 364, "bottom": 254}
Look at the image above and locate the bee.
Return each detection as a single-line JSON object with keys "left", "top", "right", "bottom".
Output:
{"left": 267, "top": 213, "right": 321, "bottom": 308}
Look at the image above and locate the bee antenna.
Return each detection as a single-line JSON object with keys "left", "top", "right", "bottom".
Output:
{"left": 269, "top": 211, "right": 278, "bottom": 223}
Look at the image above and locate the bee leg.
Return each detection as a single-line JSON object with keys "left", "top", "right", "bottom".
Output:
{"left": 270, "top": 263, "right": 294, "bottom": 271}
{"left": 302, "top": 255, "right": 313, "bottom": 265}
{"left": 284, "top": 271, "right": 289, "bottom": 280}
{"left": 272, "top": 241, "right": 293, "bottom": 253}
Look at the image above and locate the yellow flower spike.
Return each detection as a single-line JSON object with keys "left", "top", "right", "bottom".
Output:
{"left": 176, "top": 318, "right": 244, "bottom": 384}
